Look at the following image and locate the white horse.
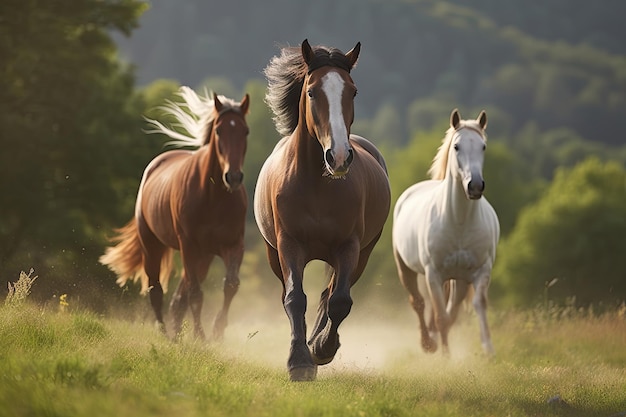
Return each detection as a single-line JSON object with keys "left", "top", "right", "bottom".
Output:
{"left": 392, "top": 109, "right": 500, "bottom": 356}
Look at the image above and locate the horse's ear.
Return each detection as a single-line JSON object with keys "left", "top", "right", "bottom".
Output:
{"left": 346, "top": 42, "right": 361, "bottom": 69}
{"left": 450, "top": 108, "right": 461, "bottom": 130}
{"left": 301, "top": 39, "right": 314, "bottom": 65}
{"left": 213, "top": 92, "right": 224, "bottom": 113}
{"left": 477, "top": 110, "right": 487, "bottom": 130}
{"left": 240, "top": 93, "right": 250, "bottom": 115}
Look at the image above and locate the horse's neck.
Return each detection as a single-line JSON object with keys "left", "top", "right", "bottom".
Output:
{"left": 290, "top": 126, "right": 323, "bottom": 176}
{"left": 440, "top": 175, "right": 477, "bottom": 225}
{"left": 195, "top": 140, "right": 224, "bottom": 192}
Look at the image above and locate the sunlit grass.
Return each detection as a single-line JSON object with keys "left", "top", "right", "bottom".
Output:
{"left": 1, "top": 270, "right": 625, "bottom": 417}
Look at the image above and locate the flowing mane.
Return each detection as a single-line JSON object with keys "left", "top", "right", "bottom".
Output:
{"left": 264, "top": 44, "right": 355, "bottom": 137}
{"left": 144, "top": 86, "right": 242, "bottom": 148}
{"left": 427, "top": 119, "right": 487, "bottom": 180}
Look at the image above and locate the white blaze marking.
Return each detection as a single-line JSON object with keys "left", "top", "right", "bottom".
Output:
{"left": 321, "top": 72, "right": 349, "bottom": 162}
{"left": 230, "top": 120, "right": 236, "bottom": 127}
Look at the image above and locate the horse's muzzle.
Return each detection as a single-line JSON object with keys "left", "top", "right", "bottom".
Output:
{"left": 467, "top": 179, "right": 485, "bottom": 200}
{"left": 324, "top": 147, "right": 354, "bottom": 178}
{"left": 224, "top": 171, "right": 244, "bottom": 190}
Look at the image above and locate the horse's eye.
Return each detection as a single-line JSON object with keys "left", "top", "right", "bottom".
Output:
{"left": 454, "top": 144, "right": 459, "bottom": 151}
{"left": 483, "top": 144, "right": 486, "bottom": 151}
{"left": 353, "top": 90, "right": 358, "bottom": 98}
{"left": 307, "top": 89, "right": 314, "bottom": 99}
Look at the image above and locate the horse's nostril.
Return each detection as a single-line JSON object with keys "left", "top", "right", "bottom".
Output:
{"left": 346, "top": 148, "right": 354, "bottom": 165}
{"left": 325, "top": 149, "right": 335, "bottom": 166}
{"left": 225, "top": 171, "right": 243, "bottom": 186}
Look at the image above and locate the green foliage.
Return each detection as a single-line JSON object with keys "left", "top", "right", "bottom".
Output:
{"left": 494, "top": 157, "right": 626, "bottom": 307}
{"left": 0, "top": 0, "right": 147, "bottom": 307}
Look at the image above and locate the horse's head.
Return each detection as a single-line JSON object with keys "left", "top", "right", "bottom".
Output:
{"left": 211, "top": 93, "right": 250, "bottom": 191}
{"left": 300, "top": 39, "right": 360, "bottom": 178}
{"left": 448, "top": 109, "right": 488, "bottom": 200}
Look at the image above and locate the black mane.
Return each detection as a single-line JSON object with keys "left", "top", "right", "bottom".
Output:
{"left": 264, "top": 43, "right": 352, "bottom": 137}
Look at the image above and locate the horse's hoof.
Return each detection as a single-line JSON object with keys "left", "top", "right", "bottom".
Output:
{"left": 310, "top": 352, "right": 335, "bottom": 366}
{"left": 309, "top": 333, "right": 340, "bottom": 365}
{"left": 422, "top": 337, "right": 438, "bottom": 353}
{"left": 289, "top": 365, "right": 317, "bottom": 382}
{"left": 156, "top": 321, "right": 167, "bottom": 335}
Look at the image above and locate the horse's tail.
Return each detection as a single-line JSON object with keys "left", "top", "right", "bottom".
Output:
{"left": 99, "top": 220, "right": 174, "bottom": 295}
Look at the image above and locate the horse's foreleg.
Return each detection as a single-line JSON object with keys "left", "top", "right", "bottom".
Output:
{"left": 446, "top": 279, "right": 470, "bottom": 326}
{"left": 279, "top": 244, "right": 315, "bottom": 381}
{"left": 308, "top": 263, "right": 334, "bottom": 351}
{"left": 310, "top": 240, "right": 364, "bottom": 365}
{"left": 180, "top": 249, "right": 211, "bottom": 341}
{"left": 213, "top": 246, "right": 242, "bottom": 341}
{"left": 473, "top": 274, "right": 494, "bottom": 356}
{"left": 425, "top": 268, "right": 450, "bottom": 356}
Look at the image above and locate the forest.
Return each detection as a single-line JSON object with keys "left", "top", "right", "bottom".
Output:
{"left": 1, "top": 0, "right": 626, "bottom": 313}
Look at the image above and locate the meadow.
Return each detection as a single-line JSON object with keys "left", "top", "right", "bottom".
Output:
{"left": 1, "top": 271, "right": 625, "bottom": 417}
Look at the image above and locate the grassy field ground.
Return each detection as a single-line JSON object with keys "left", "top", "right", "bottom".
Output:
{"left": 1, "top": 272, "right": 625, "bottom": 417}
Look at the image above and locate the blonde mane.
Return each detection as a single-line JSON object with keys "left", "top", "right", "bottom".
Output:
{"left": 427, "top": 119, "right": 486, "bottom": 180}
{"left": 144, "top": 86, "right": 240, "bottom": 148}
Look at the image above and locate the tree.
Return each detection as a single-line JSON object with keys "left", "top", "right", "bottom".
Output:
{"left": 0, "top": 0, "right": 147, "bottom": 308}
{"left": 493, "top": 157, "right": 626, "bottom": 307}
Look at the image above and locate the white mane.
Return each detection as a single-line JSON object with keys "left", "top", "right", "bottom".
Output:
{"left": 144, "top": 86, "right": 224, "bottom": 148}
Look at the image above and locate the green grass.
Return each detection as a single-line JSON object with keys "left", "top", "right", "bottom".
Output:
{"left": 1, "top": 290, "right": 625, "bottom": 417}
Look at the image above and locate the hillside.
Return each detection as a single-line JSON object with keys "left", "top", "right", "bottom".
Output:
{"left": 115, "top": 0, "right": 626, "bottom": 145}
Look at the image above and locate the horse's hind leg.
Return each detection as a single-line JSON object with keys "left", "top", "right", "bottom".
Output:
{"left": 138, "top": 224, "right": 167, "bottom": 334}
{"left": 213, "top": 244, "right": 243, "bottom": 340}
{"left": 394, "top": 248, "right": 437, "bottom": 353}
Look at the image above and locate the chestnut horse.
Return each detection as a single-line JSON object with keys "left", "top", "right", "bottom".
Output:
{"left": 254, "top": 40, "right": 390, "bottom": 381}
{"left": 100, "top": 86, "right": 250, "bottom": 340}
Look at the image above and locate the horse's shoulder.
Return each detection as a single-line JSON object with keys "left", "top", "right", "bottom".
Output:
{"left": 478, "top": 197, "right": 501, "bottom": 237}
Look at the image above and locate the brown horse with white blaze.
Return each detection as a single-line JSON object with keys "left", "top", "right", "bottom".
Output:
{"left": 254, "top": 40, "right": 391, "bottom": 381}
{"left": 100, "top": 86, "right": 250, "bottom": 340}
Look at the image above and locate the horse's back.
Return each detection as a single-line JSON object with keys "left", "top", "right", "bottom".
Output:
{"left": 350, "top": 134, "right": 388, "bottom": 174}
{"left": 352, "top": 135, "right": 391, "bottom": 244}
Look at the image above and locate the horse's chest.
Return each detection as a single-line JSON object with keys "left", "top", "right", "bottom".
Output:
{"left": 428, "top": 230, "right": 486, "bottom": 275}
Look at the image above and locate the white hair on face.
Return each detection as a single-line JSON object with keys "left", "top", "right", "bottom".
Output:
{"left": 321, "top": 72, "right": 348, "bottom": 149}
